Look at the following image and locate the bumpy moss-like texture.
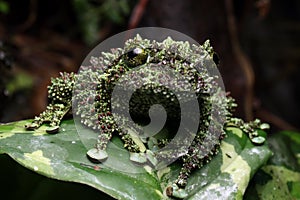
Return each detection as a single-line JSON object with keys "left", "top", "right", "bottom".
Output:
{"left": 25, "top": 35, "right": 268, "bottom": 197}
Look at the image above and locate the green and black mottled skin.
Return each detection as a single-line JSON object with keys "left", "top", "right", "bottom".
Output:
{"left": 25, "top": 35, "right": 268, "bottom": 198}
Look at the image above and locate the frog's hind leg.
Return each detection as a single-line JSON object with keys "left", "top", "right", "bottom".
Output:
{"left": 25, "top": 72, "right": 75, "bottom": 133}
{"left": 25, "top": 103, "right": 71, "bottom": 133}
{"left": 24, "top": 106, "right": 52, "bottom": 131}
{"left": 46, "top": 103, "right": 72, "bottom": 133}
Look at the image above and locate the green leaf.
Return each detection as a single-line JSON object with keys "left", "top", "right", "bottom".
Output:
{"left": 245, "top": 131, "right": 300, "bottom": 200}
{"left": 186, "top": 127, "right": 272, "bottom": 199}
{"left": 0, "top": 154, "right": 114, "bottom": 200}
{"left": 280, "top": 131, "right": 300, "bottom": 167}
{"left": 0, "top": 120, "right": 272, "bottom": 199}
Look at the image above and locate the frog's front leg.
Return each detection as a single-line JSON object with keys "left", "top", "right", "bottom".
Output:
{"left": 87, "top": 123, "right": 145, "bottom": 163}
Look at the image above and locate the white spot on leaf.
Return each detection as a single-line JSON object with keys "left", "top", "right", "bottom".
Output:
{"left": 20, "top": 150, "right": 55, "bottom": 175}
{"left": 221, "top": 142, "right": 250, "bottom": 194}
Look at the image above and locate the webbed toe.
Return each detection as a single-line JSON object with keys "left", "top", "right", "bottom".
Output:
{"left": 46, "top": 126, "right": 60, "bottom": 134}
{"left": 87, "top": 148, "right": 108, "bottom": 163}
{"left": 24, "top": 122, "right": 39, "bottom": 130}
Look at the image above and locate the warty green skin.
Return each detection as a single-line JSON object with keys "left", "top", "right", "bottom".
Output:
{"left": 24, "top": 35, "right": 268, "bottom": 198}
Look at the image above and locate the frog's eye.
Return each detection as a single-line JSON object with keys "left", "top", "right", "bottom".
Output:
{"left": 127, "top": 47, "right": 144, "bottom": 59}
{"left": 133, "top": 47, "right": 144, "bottom": 55}
{"left": 124, "top": 47, "right": 147, "bottom": 67}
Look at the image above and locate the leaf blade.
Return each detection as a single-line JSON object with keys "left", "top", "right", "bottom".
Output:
{"left": 0, "top": 119, "right": 272, "bottom": 200}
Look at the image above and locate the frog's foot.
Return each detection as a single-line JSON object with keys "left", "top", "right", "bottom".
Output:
{"left": 129, "top": 150, "right": 158, "bottom": 167}
{"left": 25, "top": 115, "right": 45, "bottom": 131}
{"left": 25, "top": 103, "right": 71, "bottom": 134}
{"left": 119, "top": 127, "right": 147, "bottom": 153}
{"left": 226, "top": 118, "right": 269, "bottom": 145}
{"left": 166, "top": 184, "right": 188, "bottom": 199}
{"left": 129, "top": 152, "right": 147, "bottom": 164}
{"left": 87, "top": 148, "right": 108, "bottom": 163}
{"left": 86, "top": 132, "right": 112, "bottom": 163}
{"left": 46, "top": 126, "right": 60, "bottom": 134}
{"left": 24, "top": 121, "right": 40, "bottom": 130}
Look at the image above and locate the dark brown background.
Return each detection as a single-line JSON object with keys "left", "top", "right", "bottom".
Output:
{"left": 1, "top": 0, "right": 299, "bottom": 132}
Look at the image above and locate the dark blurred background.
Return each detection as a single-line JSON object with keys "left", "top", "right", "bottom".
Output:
{"left": 0, "top": 0, "right": 299, "bottom": 131}
{"left": 0, "top": 1, "right": 300, "bottom": 199}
